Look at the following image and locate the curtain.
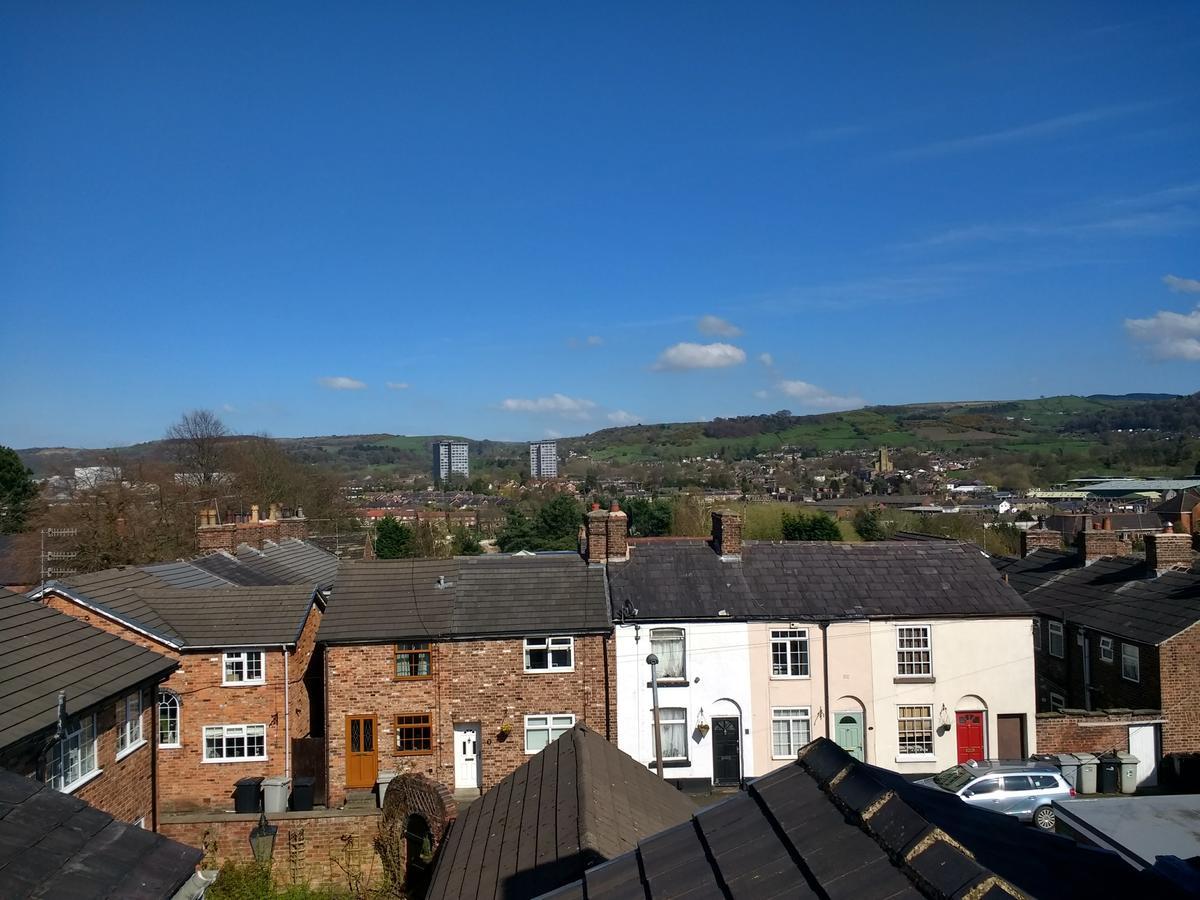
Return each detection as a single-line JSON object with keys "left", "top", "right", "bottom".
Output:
{"left": 651, "top": 629, "right": 685, "bottom": 678}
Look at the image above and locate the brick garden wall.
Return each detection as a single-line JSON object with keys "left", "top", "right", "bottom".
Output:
{"left": 1034, "top": 710, "right": 1164, "bottom": 754}
{"left": 1160, "top": 620, "right": 1200, "bottom": 754}
{"left": 41, "top": 590, "right": 322, "bottom": 813}
{"left": 160, "top": 808, "right": 384, "bottom": 890}
{"left": 0, "top": 686, "right": 156, "bottom": 827}
{"left": 325, "top": 633, "right": 616, "bottom": 808}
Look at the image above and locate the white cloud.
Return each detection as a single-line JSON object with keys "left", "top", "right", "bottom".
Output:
{"left": 607, "top": 410, "right": 639, "bottom": 425}
{"left": 385, "top": 382, "right": 410, "bottom": 390}
{"left": 318, "top": 376, "right": 367, "bottom": 390}
{"left": 653, "top": 342, "right": 746, "bottom": 371}
{"left": 753, "top": 389, "right": 769, "bottom": 399}
{"left": 586, "top": 335, "right": 604, "bottom": 346}
{"left": 1164, "top": 274, "right": 1200, "bottom": 294}
{"left": 1125, "top": 306, "right": 1200, "bottom": 360}
{"left": 697, "top": 314, "right": 742, "bottom": 337}
{"left": 545, "top": 429, "right": 562, "bottom": 438}
{"left": 567, "top": 335, "right": 605, "bottom": 348}
{"left": 221, "top": 403, "right": 238, "bottom": 413}
{"left": 758, "top": 352, "right": 774, "bottom": 367}
{"left": 499, "top": 393, "right": 597, "bottom": 418}
{"left": 777, "top": 379, "right": 864, "bottom": 410}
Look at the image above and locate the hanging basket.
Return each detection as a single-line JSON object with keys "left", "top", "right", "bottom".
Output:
{"left": 696, "top": 722, "right": 710, "bottom": 738}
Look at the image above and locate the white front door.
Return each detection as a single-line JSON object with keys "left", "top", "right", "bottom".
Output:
{"left": 454, "top": 723, "right": 480, "bottom": 790}
{"left": 1129, "top": 724, "right": 1159, "bottom": 787}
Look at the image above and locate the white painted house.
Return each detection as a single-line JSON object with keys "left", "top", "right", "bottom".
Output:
{"left": 604, "top": 511, "right": 1036, "bottom": 787}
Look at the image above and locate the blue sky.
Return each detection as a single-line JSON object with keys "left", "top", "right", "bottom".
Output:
{"left": 3, "top": 3, "right": 1198, "bottom": 448}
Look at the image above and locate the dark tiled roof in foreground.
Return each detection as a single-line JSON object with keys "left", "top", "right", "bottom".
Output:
{"left": 125, "top": 585, "right": 321, "bottom": 647}
{"left": 320, "top": 553, "right": 609, "bottom": 644}
{"left": 0, "top": 768, "right": 202, "bottom": 899}
{"left": 608, "top": 540, "right": 1030, "bottom": 621}
{"left": 544, "top": 738, "right": 1172, "bottom": 900}
{"left": 0, "top": 589, "right": 176, "bottom": 750}
{"left": 994, "top": 551, "right": 1200, "bottom": 645}
{"left": 427, "top": 725, "right": 695, "bottom": 900}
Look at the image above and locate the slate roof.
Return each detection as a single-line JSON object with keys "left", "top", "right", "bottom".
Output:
{"left": 125, "top": 585, "right": 320, "bottom": 647}
{"left": 234, "top": 538, "right": 340, "bottom": 590}
{"left": 991, "top": 548, "right": 1081, "bottom": 595}
{"left": 1153, "top": 489, "right": 1200, "bottom": 515}
{"left": 56, "top": 568, "right": 185, "bottom": 644}
{"left": 607, "top": 540, "right": 1030, "bottom": 622}
{"left": 0, "top": 589, "right": 176, "bottom": 750}
{"left": 427, "top": 724, "right": 695, "bottom": 900}
{"left": 0, "top": 768, "right": 203, "bottom": 898}
{"left": 543, "top": 738, "right": 1172, "bottom": 900}
{"left": 320, "top": 553, "right": 610, "bottom": 644}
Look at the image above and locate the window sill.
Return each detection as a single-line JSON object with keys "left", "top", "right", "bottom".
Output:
{"left": 523, "top": 668, "right": 575, "bottom": 675}
{"left": 772, "top": 754, "right": 802, "bottom": 761}
{"left": 646, "top": 759, "right": 690, "bottom": 769}
{"left": 646, "top": 679, "right": 689, "bottom": 688}
{"left": 769, "top": 675, "right": 812, "bottom": 681}
{"left": 59, "top": 768, "right": 103, "bottom": 795}
{"left": 221, "top": 681, "right": 267, "bottom": 688}
{"left": 202, "top": 756, "right": 268, "bottom": 764}
{"left": 115, "top": 739, "right": 147, "bottom": 762}
{"left": 895, "top": 754, "right": 938, "bottom": 763}
{"left": 893, "top": 676, "right": 936, "bottom": 684}
{"left": 393, "top": 675, "right": 434, "bottom": 682}
{"left": 160, "top": 742, "right": 182, "bottom": 750}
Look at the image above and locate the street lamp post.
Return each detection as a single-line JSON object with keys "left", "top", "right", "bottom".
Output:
{"left": 647, "top": 653, "right": 663, "bottom": 778}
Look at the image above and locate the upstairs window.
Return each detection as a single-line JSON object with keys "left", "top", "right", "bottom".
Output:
{"left": 896, "top": 625, "right": 932, "bottom": 676}
{"left": 116, "top": 691, "right": 143, "bottom": 756}
{"left": 222, "top": 650, "right": 265, "bottom": 685}
{"left": 649, "top": 628, "right": 685, "bottom": 680}
{"left": 158, "top": 691, "right": 180, "bottom": 748}
{"left": 524, "top": 637, "right": 574, "bottom": 673}
{"left": 1121, "top": 643, "right": 1140, "bottom": 683}
{"left": 49, "top": 715, "right": 97, "bottom": 792}
{"left": 1099, "top": 636, "right": 1114, "bottom": 662}
{"left": 395, "top": 642, "right": 432, "bottom": 679}
{"left": 771, "top": 629, "right": 809, "bottom": 678}
{"left": 1048, "top": 622, "right": 1064, "bottom": 659}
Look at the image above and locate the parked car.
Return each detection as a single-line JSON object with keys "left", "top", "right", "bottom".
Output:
{"left": 917, "top": 761, "right": 1074, "bottom": 831}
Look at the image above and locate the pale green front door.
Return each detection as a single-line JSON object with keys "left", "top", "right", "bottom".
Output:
{"left": 835, "top": 712, "right": 864, "bottom": 761}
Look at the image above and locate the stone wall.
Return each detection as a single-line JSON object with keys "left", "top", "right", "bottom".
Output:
{"left": 161, "top": 808, "right": 385, "bottom": 891}
{"left": 325, "top": 633, "right": 616, "bottom": 807}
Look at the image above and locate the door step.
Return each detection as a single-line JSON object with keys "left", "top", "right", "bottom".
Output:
{"left": 344, "top": 789, "right": 377, "bottom": 810}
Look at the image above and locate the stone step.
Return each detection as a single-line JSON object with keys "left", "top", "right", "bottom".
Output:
{"left": 344, "top": 789, "right": 376, "bottom": 810}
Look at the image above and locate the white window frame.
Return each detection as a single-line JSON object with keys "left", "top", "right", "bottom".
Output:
{"left": 896, "top": 704, "right": 935, "bottom": 760}
{"left": 896, "top": 625, "right": 932, "bottom": 676}
{"left": 1049, "top": 692, "right": 1065, "bottom": 712}
{"left": 202, "top": 724, "right": 268, "bottom": 762}
{"left": 1048, "top": 622, "right": 1064, "bottom": 659}
{"left": 523, "top": 636, "right": 575, "bottom": 673}
{"left": 649, "top": 627, "right": 686, "bottom": 680}
{"left": 1121, "top": 643, "right": 1140, "bottom": 683}
{"left": 222, "top": 650, "right": 266, "bottom": 686}
{"left": 523, "top": 714, "right": 575, "bottom": 754}
{"left": 1099, "top": 636, "right": 1114, "bottom": 662}
{"left": 770, "top": 629, "right": 810, "bottom": 679}
{"left": 48, "top": 714, "right": 100, "bottom": 793}
{"left": 656, "top": 707, "right": 689, "bottom": 762}
{"left": 115, "top": 690, "right": 145, "bottom": 760}
{"left": 770, "top": 707, "right": 812, "bottom": 759}
{"left": 1032, "top": 618, "right": 1041, "bottom": 650}
{"left": 158, "top": 690, "right": 181, "bottom": 748}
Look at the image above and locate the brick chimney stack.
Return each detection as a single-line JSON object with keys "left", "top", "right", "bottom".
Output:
{"left": 606, "top": 502, "right": 629, "bottom": 561}
{"left": 712, "top": 509, "right": 743, "bottom": 560}
{"left": 1020, "top": 520, "right": 1063, "bottom": 558}
{"left": 1078, "top": 521, "right": 1125, "bottom": 565}
{"left": 1145, "top": 526, "right": 1192, "bottom": 574}
{"left": 584, "top": 504, "right": 609, "bottom": 565}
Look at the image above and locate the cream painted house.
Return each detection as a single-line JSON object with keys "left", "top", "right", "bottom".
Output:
{"left": 607, "top": 511, "right": 1036, "bottom": 787}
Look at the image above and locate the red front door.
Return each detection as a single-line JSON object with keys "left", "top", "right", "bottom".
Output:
{"left": 956, "top": 711, "right": 985, "bottom": 763}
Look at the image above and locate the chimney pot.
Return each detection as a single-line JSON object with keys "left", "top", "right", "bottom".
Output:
{"left": 250, "top": 504, "right": 260, "bottom": 523}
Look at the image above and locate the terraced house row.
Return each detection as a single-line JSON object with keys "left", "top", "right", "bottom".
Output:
{"left": 2, "top": 506, "right": 1050, "bottom": 833}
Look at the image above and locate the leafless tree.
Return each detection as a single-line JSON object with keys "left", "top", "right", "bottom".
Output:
{"left": 164, "top": 409, "right": 229, "bottom": 485}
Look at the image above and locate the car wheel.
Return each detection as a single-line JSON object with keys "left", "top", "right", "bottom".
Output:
{"left": 1033, "top": 806, "right": 1056, "bottom": 831}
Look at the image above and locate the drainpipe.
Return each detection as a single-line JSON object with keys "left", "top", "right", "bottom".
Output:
{"left": 820, "top": 623, "right": 832, "bottom": 739}
{"left": 648, "top": 653, "right": 663, "bottom": 778}
{"left": 1080, "top": 629, "right": 1092, "bottom": 712}
{"left": 281, "top": 645, "right": 291, "bottom": 779}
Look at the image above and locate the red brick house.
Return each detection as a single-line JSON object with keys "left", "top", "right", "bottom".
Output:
{"left": 0, "top": 588, "right": 178, "bottom": 829}
{"left": 319, "top": 552, "right": 614, "bottom": 807}
{"left": 32, "top": 569, "right": 325, "bottom": 812}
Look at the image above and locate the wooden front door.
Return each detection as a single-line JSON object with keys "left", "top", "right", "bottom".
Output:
{"left": 834, "top": 712, "right": 865, "bottom": 762}
{"left": 956, "top": 711, "right": 985, "bottom": 764}
{"left": 346, "top": 715, "right": 378, "bottom": 789}
{"left": 996, "top": 714, "right": 1026, "bottom": 761}
{"left": 712, "top": 717, "right": 741, "bottom": 786}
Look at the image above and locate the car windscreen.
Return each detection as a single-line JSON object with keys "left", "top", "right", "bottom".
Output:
{"left": 933, "top": 765, "right": 974, "bottom": 791}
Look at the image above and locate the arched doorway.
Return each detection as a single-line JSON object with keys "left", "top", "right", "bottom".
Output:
{"left": 832, "top": 696, "right": 866, "bottom": 762}
{"left": 405, "top": 813, "right": 435, "bottom": 894}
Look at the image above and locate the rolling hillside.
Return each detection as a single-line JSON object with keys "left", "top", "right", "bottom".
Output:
{"left": 13, "top": 393, "right": 1186, "bottom": 479}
